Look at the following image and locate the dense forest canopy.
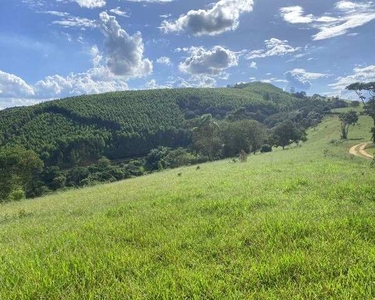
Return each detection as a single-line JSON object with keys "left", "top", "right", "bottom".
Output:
{"left": 0, "top": 82, "right": 341, "bottom": 200}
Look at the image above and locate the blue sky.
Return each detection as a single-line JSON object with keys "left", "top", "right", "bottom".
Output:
{"left": 0, "top": 0, "right": 375, "bottom": 109}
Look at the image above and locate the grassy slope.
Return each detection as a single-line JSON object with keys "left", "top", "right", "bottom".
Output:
{"left": 0, "top": 113, "right": 374, "bottom": 299}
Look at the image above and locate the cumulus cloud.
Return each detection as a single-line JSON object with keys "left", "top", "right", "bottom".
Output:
{"left": 156, "top": 56, "right": 172, "bottom": 66}
{"left": 280, "top": 2, "right": 375, "bottom": 40}
{"left": 72, "top": 0, "right": 106, "bottom": 8}
{"left": 0, "top": 71, "right": 35, "bottom": 98}
{"left": 329, "top": 65, "right": 375, "bottom": 94}
{"left": 246, "top": 38, "right": 301, "bottom": 60}
{"left": 90, "top": 45, "right": 103, "bottom": 67}
{"left": 98, "top": 12, "right": 152, "bottom": 77}
{"left": 280, "top": 6, "right": 315, "bottom": 24}
{"left": 179, "top": 46, "right": 238, "bottom": 76}
{"left": 161, "top": 0, "right": 254, "bottom": 36}
{"left": 34, "top": 67, "right": 128, "bottom": 98}
{"left": 285, "top": 68, "right": 328, "bottom": 91}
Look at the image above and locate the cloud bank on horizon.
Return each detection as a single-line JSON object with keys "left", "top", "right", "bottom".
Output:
{"left": 0, "top": 0, "right": 375, "bottom": 109}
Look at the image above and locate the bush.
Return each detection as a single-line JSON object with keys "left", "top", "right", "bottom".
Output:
{"left": 350, "top": 101, "right": 360, "bottom": 107}
{"left": 9, "top": 189, "right": 26, "bottom": 202}
{"left": 260, "top": 144, "right": 272, "bottom": 153}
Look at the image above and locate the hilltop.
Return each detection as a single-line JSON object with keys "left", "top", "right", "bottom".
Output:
{"left": 0, "top": 111, "right": 374, "bottom": 298}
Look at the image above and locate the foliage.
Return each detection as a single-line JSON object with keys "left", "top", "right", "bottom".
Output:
{"left": 192, "top": 114, "right": 222, "bottom": 160}
{"left": 260, "top": 144, "right": 273, "bottom": 153}
{"left": 0, "top": 147, "right": 43, "bottom": 201}
{"left": 272, "top": 120, "right": 307, "bottom": 149}
{"left": 347, "top": 82, "right": 375, "bottom": 142}
{"left": 339, "top": 111, "right": 358, "bottom": 139}
{"left": 0, "top": 82, "right": 332, "bottom": 198}
{"left": 221, "top": 120, "right": 266, "bottom": 157}
{"left": 350, "top": 101, "right": 360, "bottom": 107}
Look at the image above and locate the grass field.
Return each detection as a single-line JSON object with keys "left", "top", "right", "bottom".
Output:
{"left": 365, "top": 143, "right": 375, "bottom": 156}
{"left": 1, "top": 112, "right": 374, "bottom": 299}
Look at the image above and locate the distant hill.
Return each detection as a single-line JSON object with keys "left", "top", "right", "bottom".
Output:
{"left": 0, "top": 82, "right": 328, "bottom": 167}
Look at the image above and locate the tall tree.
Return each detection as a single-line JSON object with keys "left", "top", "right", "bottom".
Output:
{"left": 0, "top": 147, "right": 43, "bottom": 201}
{"left": 192, "top": 114, "right": 222, "bottom": 160}
{"left": 347, "top": 82, "right": 375, "bottom": 142}
{"left": 221, "top": 120, "right": 266, "bottom": 157}
{"left": 272, "top": 120, "right": 307, "bottom": 150}
{"left": 339, "top": 111, "right": 358, "bottom": 140}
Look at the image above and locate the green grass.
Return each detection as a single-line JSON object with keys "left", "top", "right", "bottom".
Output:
{"left": 1, "top": 113, "right": 375, "bottom": 299}
{"left": 365, "top": 143, "right": 375, "bottom": 156}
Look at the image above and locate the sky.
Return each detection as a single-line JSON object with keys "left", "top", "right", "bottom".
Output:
{"left": 0, "top": 0, "right": 375, "bottom": 109}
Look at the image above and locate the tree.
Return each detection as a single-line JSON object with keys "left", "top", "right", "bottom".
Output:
{"left": 350, "top": 101, "right": 360, "bottom": 107}
{"left": 347, "top": 82, "right": 375, "bottom": 142}
{"left": 339, "top": 111, "right": 358, "bottom": 139}
{"left": 221, "top": 120, "right": 266, "bottom": 157}
{"left": 0, "top": 147, "right": 43, "bottom": 201}
{"left": 272, "top": 120, "right": 307, "bottom": 149}
{"left": 192, "top": 114, "right": 222, "bottom": 160}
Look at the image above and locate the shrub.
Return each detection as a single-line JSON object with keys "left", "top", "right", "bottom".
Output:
{"left": 9, "top": 189, "right": 26, "bottom": 202}
{"left": 261, "top": 144, "right": 272, "bottom": 153}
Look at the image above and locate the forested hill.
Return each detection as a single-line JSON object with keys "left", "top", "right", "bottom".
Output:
{"left": 1, "top": 82, "right": 345, "bottom": 200}
{"left": 0, "top": 82, "right": 330, "bottom": 167}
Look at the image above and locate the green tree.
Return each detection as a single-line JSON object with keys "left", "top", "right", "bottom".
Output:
{"left": 0, "top": 147, "right": 43, "bottom": 201}
{"left": 347, "top": 82, "right": 375, "bottom": 142}
{"left": 339, "top": 111, "right": 358, "bottom": 139}
{"left": 192, "top": 114, "right": 222, "bottom": 160}
{"left": 272, "top": 120, "right": 307, "bottom": 149}
{"left": 221, "top": 120, "right": 266, "bottom": 157}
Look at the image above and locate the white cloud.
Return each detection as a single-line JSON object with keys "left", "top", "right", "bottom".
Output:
{"left": 246, "top": 38, "right": 301, "bottom": 60}
{"left": 127, "top": 0, "right": 173, "bottom": 2}
{"left": 329, "top": 65, "right": 375, "bottom": 93}
{"left": 156, "top": 56, "right": 172, "bottom": 66}
{"left": 144, "top": 79, "right": 172, "bottom": 89}
{"left": 34, "top": 67, "right": 128, "bottom": 98}
{"left": 285, "top": 68, "right": 328, "bottom": 91}
{"left": 161, "top": 0, "right": 254, "bottom": 36}
{"left": 280, "top": 6, "right": 315, "bottom": 24}
{"left": 335, "top": 1, "right": 372, "bottom": 12}
{"left": 40, "top": 11, "right": 70, "bottom": 17}
{"left": 261, "top": 78, "right": 287, "bottom": 84}
{"left": 53, "top": 16, "right": 97, "bottom": 29}
{"left": 0, "top": 67, "right": 129, "bottom": 109}
{"left": 90, "top": 45, "right": 103, "bottom": 67}
{"left": 280, "top": 2, "right": 375, "bottom": 41}
{"left": 249, "top": 61, "right": 257, "bottom": 69}
{"left": 109, "top": 7, "right": 129, "bottom": 18}
{"left": 72, "top": 0, "right": 106, "bottom": 8}
{"left": 288, "top": 68, "right": 328, "bottom": 80}
{"left": 0, "top": 71, "right": 35, "bottom": 98}
{"left": 159, "top": 14, "right": 172, "bottom": 19}
{"left": 98, "top": 12, "right": 152, "bottom": 77}
{"left": 179, "top": 46, "right": 238, "bottom": 76}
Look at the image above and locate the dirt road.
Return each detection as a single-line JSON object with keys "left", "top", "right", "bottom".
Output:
{"left": 349, "top": 142, "right": 374, "bottom": 159}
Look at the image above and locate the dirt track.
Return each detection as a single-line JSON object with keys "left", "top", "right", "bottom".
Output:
{"left": 349, "top": 142, "right": 374, "bottom": 159}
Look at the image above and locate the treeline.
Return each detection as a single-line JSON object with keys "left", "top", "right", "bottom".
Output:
{"left": 0, "top": 115, "right": 307, "bottom": 201}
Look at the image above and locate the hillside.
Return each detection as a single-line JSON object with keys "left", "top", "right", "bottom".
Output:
{"left": 0, "top": 83, "right": 326, "bottom": 163}
{"left": 0, "top": 111, "right": 374, "bottom": 298}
